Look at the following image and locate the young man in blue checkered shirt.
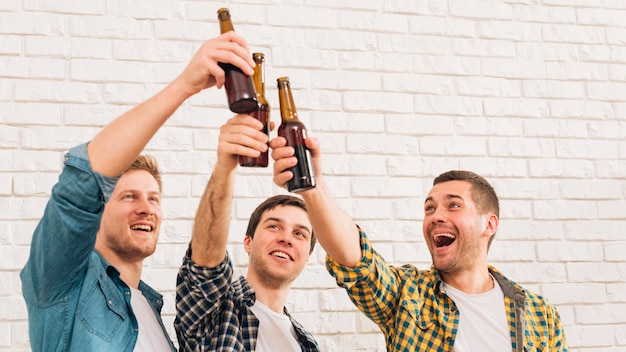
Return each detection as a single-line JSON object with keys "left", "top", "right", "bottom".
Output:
{"left": 174, "top": 114, "right": 320, "bottom": 352}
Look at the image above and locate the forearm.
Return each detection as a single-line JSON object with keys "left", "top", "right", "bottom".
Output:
{"left": 190, "top": 164, "right": 236, "bottom": 267}
{"left": 88, "top": 80, "right": 192, "bottom": 177}
{"left": 301, "top": 178, "right": 361, "bottom": 267}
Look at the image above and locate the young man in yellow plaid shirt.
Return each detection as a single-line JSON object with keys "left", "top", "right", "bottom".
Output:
{"left": 270, "top": 137, "right": 569, "bottom": 352}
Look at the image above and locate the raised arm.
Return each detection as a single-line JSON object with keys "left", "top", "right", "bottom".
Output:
{"left": 190, "top": 114, "right": 272, "bottom": 267}
{"left": 270, "top": 136, "right": 361, "bottom": 267}
{"left": 88, "top": 32, "right": 256, "bottom": 177}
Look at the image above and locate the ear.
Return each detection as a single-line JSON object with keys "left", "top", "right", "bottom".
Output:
{"left": 244, "top": 236, "right": 252, "bottom": 254}
{"left": 485, "top": 214, "right": 499, "bottom": 237}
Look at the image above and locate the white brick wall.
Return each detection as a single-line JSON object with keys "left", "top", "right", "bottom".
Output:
{"left": 1, "top": 1, "right": 625, "bottom": 351}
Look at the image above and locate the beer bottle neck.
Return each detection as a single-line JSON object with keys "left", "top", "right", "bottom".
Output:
{"left": 217, "top": 9, "right": 234, "bottom": 33}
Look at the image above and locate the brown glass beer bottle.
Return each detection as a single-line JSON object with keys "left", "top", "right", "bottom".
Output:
{"left": 216, "top": 8, "right": 257, "bottom": 114}
{"left": 277, "top": 77, "right": 316, "bottom": 192}
{"left": 239, "top": 52, "right": 270, "bottom": 167}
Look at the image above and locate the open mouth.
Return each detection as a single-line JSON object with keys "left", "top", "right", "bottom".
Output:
{"left": 131, "top": 224, "right": 153, "bottom": 232}
{"left": 434, "top": 233, "right": 456, "bottom": 248}
{"left": 270, "top": 250, "right": 293, "bottom": 261}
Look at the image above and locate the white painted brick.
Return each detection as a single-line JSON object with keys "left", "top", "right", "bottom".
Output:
{"left": 496, "top": 219, "right": 564, "bottom": 241}
{"left": 0, "top": 13, "right": 65, "bottom": 36}
{"left": 564, "top": 220, "right": 625, "bottom": 241}
{"left": 568, "top": 262, "right": 626, "bottom": 283}
{"left": 606, "top": 27, "right": 626, "bottom": 45}
{"left": 0, "top": 57, "right": 65, "bottom": 80}
{"left": 24, "top": 36, "right": 68, "bottom": 58}
{"left": 598, "top": 200, "right": 626, "bottom": 220}
{"left": 513, "top": 4, "right": 576, "bottom": 23}
{"left": 0, "top": 297, "right": 26, "bottom": 321}
{"left": 449, "top": 0, "right": 512, "bottom": 19}
{"left": 383, "top": 0, "right": 447, "bottom": 15}
{"left": 416, "top": 95, "right": 483, "bottom": 116}
{"left": 15, "top": 81, "right": 100, "bottom": 104}
{"left": 67, "top": 16, "right": 152, "bottom": 39}
{"left": 533, "top": 200, "right": 597, "bottom": 220}
{"left": 549, "top": 100, "right": 614, "bottom": 120}
{"left": 605, "top": 243, "right": 626, "bottom": 262}
{"left": 0, "top": 0, "right": 18, "bottom": 11}
{"left": 380, "top": 33, "right": 450, "bottom": 56}
{"left": 12, "top": 173, "right": 57, "bottom": 196}
{"left": 71, "top": 59, "right": 152, "bottom": 83}
{"left": 537, "top": 242, "right": 603, "bottom": 262}
{"left": 589, "top": 121, "right": 622, "bottom": 139}
{"left": 488, "top": 241, "right": 536, "bottom": 261}
{"left": 580, "top": 44, "right": 612, "bottom": 62}
{"left": 339, "top": 12, "right": 408, "bottom": 33}
{"left": 478, "top": 21, "right": 542, "bottom": 42}
{"left": 0, "top": 35, "right": 21, "bottom": 56}
{"left": 268, "top": 7, "right": 338, "bottom": 29}
{"left": 286, "top": 289, "right": 321, "bottom": 312}
{"left": 543, "top": 24, "right": 605, "bottom": 44}
{"left": 494, "top": 263, "right": 567, "bottom": 284}
{"left": 453, "top": 38, "right": 516, "bottom": 58}
{"left": 565, "top": 324, "right": 617, "bottom": 348}
{"left": 23, "top": 0, "right": 103, "bottom": 14}
{"left": 0, "top": 150, "right": 62, "bottom": 172}
{"left": 419, "top": 135, "right": 486, "bottom": 156}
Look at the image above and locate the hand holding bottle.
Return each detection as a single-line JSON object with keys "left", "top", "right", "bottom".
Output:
{"left": 172, "top": 31, "right": 255, "bottom": 98}
{"left": 270, "top": 132, "right": 320, "bottom": 193}
{"left": 217, "top": 114, "right": 274, "bottom": 172}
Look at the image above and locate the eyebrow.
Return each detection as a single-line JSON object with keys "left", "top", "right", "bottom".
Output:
{"left": 424, "top": 194, "right": 464, "bottom": 204}
{"left": 263, "top": 217, "right": 312, "bottom": 235}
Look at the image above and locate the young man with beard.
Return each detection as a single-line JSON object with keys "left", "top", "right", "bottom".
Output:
{"left": 174, "top": 114, "right": 320, "bottom": 351}
{"left": 270, "top": 136, "right": 569, "bottom": 352}
{"left": 20, "top": 31, "right": 256, "bottom": 351}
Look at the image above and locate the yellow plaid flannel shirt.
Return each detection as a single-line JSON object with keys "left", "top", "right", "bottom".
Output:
{"left": 326, "top": 228, "right": 569, "bottom": 352}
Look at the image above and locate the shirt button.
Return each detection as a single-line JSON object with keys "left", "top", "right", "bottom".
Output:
{"left": 451, "top": 306, "right": 456, "bottom": 312}
{"left": 446, "top": 336, "right": 453, "bottom": 343}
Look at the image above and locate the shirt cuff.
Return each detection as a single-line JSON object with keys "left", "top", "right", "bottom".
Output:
{"left": 325, "top": 227, "right": 375, "bottom": 289}
{"left": 65, "top": 142, "right": 120, "bottom": 203}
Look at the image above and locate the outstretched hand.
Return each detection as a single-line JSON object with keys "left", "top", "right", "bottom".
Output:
{"left": 174, "top": 31, "right": 255, "bottom": 97}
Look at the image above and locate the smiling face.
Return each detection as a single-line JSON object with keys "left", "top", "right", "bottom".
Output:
{"left": 244, "top": 205, "right": 312, "bottom": 290}
{"left": 422, "top": 180, "right": 497, "bottom": 276}
{"left": 96, "top": 169, "right": 163, "bottom": 264}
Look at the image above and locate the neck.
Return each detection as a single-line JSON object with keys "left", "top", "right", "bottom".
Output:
{"left": 95, "top": 245, "right": 143, "bottom": 289}
{"left": 246, "top": 274, "right": 291, "bottom": 313}
{"left": 440, "top": 266, "right": 493, "bottom": 294}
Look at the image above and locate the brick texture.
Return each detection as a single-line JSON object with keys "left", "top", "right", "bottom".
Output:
{"left": 1, "top": 1, "right": 624, "bottom": 351}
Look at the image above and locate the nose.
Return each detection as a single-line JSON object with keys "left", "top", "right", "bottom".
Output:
{"left": 277, "top": 230, "right": 293, "bottom": 245}
{"left": 430, "top": 207, "right": 445, "bottom": 224}
{"left": 136, "top": 197, "right": 155, "bottom": 216}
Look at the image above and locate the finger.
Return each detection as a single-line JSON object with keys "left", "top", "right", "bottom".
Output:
{"left": 273, "top": 170, "right": 293, "bottom": 190}
{"left": 269, "top": 136, "right": 287, "bottom": 150}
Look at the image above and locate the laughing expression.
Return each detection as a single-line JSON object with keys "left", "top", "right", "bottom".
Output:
{"left": 97, "top": 169, "right": 162, "bottom": 262}
{"left": 423, "top": 180, "right": 495, "bottom": 275}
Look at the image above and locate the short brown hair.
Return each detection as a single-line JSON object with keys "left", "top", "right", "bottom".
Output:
{"left": 126, "top": 155, "right": 162, "bottom": 192}
{"left": 246, "top": 195, "right": 316, "bottom": 253}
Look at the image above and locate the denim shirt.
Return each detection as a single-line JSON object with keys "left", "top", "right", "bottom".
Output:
{"left": 20, "top": 143, "right": 176, "bottom": 352}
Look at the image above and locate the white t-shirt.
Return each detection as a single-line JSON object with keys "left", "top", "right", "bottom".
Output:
{"left": 130, "top": 287, "right": 171, "bottom": 352}
{"left": 249, "top": 300, "right": 301, "bottom": 352}
{"left": 441, "top": 276, "right": 510, "bottom": 352}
